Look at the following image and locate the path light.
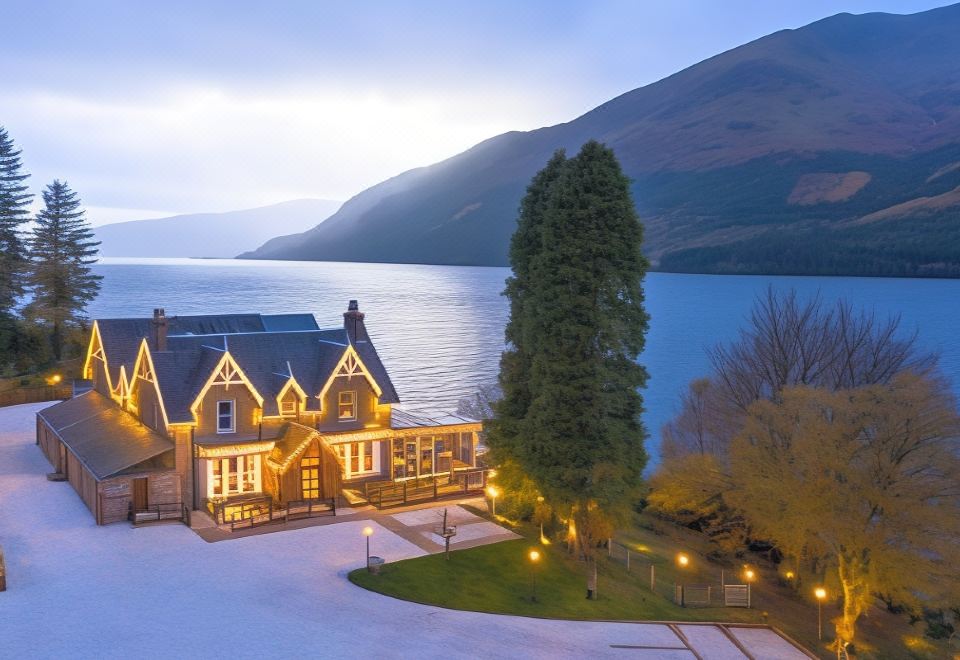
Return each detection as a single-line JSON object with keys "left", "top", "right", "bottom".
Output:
{"left": 485, "top": 485, "right": 499, "bottom": 517}
{"left": 744, "top": 567, "right": 756, "bottom": 608}
{"left": 363, "top": 526, "right": 374, "bottom": 569}
{"left": 676, "top": 552, "right": 691, "bottom": 606}
{"left": 528, "top": 549, "right": 541, "bottom": 602}
{"left": 815, "top": 587, "right": 827, "bottom": 640}
{"left": 785, "top": 571, "right": 795, "bottom": 580}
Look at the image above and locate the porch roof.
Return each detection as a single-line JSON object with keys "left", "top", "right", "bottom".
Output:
{"left": 37, "top": 391, "right": 174, "bottom": 481}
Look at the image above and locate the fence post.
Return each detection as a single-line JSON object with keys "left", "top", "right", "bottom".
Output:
{"left": 433, "top": 478, "right": 438, "bottom": 500}
{"left": 650, "top": 564, "right": 655, "bottom": 591}
{"left": 608, "top": 539, "right": 612, "bottom": 557}
{"left": 403, "top": 481, "right": 408, "bottom": 504}
{"left": 626, "top": 549, "right": 630, "bottom": 572}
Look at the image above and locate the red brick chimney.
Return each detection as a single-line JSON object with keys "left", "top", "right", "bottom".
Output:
{"left": 152, "top": 308, "right": 168, "bottom": 351}
{"left": 343, "top": 300, "right": 368, "bottom": 343}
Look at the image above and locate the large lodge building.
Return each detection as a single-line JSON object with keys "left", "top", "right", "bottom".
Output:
{"left": 36, "top": 301, "right": 484, "bottom": 525}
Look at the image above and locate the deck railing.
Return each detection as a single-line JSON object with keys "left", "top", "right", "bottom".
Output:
{"left": 366, "top": 468, "right": 489, "bottom": 509}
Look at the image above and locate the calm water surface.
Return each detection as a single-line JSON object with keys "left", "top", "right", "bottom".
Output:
{"left": 91, "top": 258, "right": 960, "bottom": 465}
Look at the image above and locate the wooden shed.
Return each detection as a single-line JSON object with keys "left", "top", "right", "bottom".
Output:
{"left": 36, "top": 392, "right": 179, "bottom": 525}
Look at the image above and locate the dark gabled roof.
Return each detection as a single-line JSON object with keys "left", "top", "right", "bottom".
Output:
{"left": 96, "top": 314, "right": 267, "bottom": 388}
{"left": 37, "top": 391, "right": 174, "bottom": 481}
{"left": 96, "top": 310, "right": 400, "bottom": 425}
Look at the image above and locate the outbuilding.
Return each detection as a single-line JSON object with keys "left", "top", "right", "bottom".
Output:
{"left": 36, "top": 391, "right": 179, "bottom": 524}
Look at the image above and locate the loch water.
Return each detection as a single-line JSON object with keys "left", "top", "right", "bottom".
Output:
{"left": 90, "top": 258, "right": 960, "bottom": 465}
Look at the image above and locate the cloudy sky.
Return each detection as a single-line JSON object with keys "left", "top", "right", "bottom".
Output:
{"left": 2, "top": 1, "right": 949, "bottom": 225}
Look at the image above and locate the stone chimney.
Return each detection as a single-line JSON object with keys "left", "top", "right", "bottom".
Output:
{"left": 343, "top": 300, "right": 368, "bottom": 343}
{"left": 152, "top": 308, "right": 168, "bottom": 351}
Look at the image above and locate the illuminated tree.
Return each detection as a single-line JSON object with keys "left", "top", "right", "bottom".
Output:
{"left": 729, "top": 375, "right": 960, "bottom": 646}
{"left": 491, "top": 141, "right": 649, "bottom": 598}
{"left": 26, "top": 180, "right": 102, "bottom": 359}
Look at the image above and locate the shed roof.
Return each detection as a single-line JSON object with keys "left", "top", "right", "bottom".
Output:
{"left": 37, "top": 392, "right": 174, "bottom": 481}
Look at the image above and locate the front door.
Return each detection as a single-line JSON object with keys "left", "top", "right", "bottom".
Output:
{"left": 132, "top": 478, "right": 148, "bottom": 511}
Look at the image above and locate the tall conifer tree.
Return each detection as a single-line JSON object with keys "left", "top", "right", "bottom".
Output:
{"left": 26, "top": 180, "right": 101, "bottom": 359}
{"left": 487, "top": 150, "right": 566, "bottom": 470}
{"left": 0, "top": 126, "right": 33, "bottom": 355}
{"left": 493, "top": 141, "right": 649, "bottom": 598}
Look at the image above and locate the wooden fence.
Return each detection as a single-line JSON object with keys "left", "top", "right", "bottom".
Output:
{"left": 0, "top": 385, "right": 72, "bottom": 408}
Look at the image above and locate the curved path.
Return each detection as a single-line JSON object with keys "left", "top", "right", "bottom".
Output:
{"left": 0, "top": 403, "right": 809, "bottom": 659}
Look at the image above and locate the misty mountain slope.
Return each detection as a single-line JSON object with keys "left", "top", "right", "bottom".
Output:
{"left": 242, "top": 4, "right": 960, "bottom": 276}
{"left": 96, "top": 199, "right": 341, "bottom": 258}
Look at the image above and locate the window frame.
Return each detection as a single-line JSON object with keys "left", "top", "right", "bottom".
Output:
{"left": 280, "top": 398, "right": 297, "bottom": 417}
{"left": 216, "top": 399, "right": 236, "bottom": 434}
{"left": 337, "top": 390, "right": 357, "bottom": 421}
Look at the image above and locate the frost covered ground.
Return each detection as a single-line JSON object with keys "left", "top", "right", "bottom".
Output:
{"left": 1, "top": 403, "right": 807, "bottom": 659}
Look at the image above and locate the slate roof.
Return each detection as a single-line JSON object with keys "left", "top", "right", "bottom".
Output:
{"left": 95, "top": 310, "right": 400, "bottom": 425}
{"left": 390, "top": 409, "right": 481, "bottom": 429}
{"left": 37, "top": 391, "right": 174, "bottom": 480}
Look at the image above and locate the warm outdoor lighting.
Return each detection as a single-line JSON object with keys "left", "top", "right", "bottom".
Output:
{"left": 485, "top": 485, "right": 499, "bottom": 516}
{"left": 785, "top": 571, "right": 795, "bottom": 580}
{"left": 46, "top": 374, "right": 63, "bottom": 385}
{"left": 815, "top": 587, "right": 827, "bottom": 640}
{"left": 676, "top": 552, "right": 690, "bottom": 568}
{"left": 744, "top": 568, "right": 756, "bottom": 581}
{"left": 528, "top": 549, "right": 541, "bottom": 602}
{"left": 487, "top": 469, "right": 497, "bottom": 478}
{"left": 363, "top": 526, "right": 374, "bottom": 570}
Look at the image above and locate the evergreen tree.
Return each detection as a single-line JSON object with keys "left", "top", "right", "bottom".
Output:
{"left": 26, "top": 180, "right": 101, "bottom": 359}
{"left": 487, "top": 150, "right": 566, "bottom": 474}
{"left": 493, "top": 141, "right": 650, "bottom": 598}
{"left": 0, "top": 126, "right": 33, "bottom": 357}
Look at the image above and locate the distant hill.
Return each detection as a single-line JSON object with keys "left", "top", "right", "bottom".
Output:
{"left": 96, "top": 199, "right": 341, "bottom": 258}
{"left": 241, "top": 5, "right": 960, "bottom": 277}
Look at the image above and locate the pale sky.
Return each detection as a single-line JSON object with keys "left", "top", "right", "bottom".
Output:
{"left": 2, "top": 1, "right": 951, "bottom": 225}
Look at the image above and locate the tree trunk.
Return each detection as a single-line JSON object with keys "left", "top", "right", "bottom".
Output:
{"left": 837, "top": 551, "right": 869, "bottom": 646}
{"left": 52, "top": 321, "right": 61, "bottom": 361}
{"left": 586, "top": 555, "right": 597, "bottom": 599}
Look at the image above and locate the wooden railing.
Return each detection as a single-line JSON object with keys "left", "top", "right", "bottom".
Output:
{"left": 131, "top": 502, "right": 188, "bottom": 526}
{"left": 366, "top": 468, "right": 489, "bottom": 509}
{"left": 209, "top": 495, "right": 336, "bottom": 531}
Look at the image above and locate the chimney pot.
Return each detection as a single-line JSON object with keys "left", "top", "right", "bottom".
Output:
{"left": 343, "top": 299, "right": 367, "bottom": 342}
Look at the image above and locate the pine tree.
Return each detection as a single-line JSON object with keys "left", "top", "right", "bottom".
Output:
{"left": 486, "top": 150, "right": 566, "bottom": 472}
{"left": 26, "top": 180, "right": 102, "bottom": 359}
{"left": 0, "top": 126, "right": 33, "bottom": 356}
{"left": 493, "top": 141, "right": 650, "bottom": 598}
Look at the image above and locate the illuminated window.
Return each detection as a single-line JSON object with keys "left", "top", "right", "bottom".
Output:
{"left": 338, "top": 391, "right": 356, "bottom": 420}
{"left": 336, "top": 441, "right": 379, "bottom": 479}
{"left": 301, "top": 457, "right": 320, "bottom": 499}
{"left": 217, "top": 400, "right": 235, "bottom": 433}
{"left": 208, "top": 455, "right": 261, "bottom": 498}
{"left": 280, "top": 398, "right": 297, "bottom": 417}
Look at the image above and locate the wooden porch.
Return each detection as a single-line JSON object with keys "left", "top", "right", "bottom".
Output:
{"left": 352, "top": 467, "right": 490, "bottom": 509}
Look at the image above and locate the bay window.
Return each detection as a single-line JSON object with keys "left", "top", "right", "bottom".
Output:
{"left": 207, "top": 454, "right": 262, "bottom": 498}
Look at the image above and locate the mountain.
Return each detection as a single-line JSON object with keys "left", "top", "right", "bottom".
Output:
{"left": 241, "top": 5, "right": 960, "bottom": 277}
{"left": 96, "top": 199, "right": 341, "bottom": 258}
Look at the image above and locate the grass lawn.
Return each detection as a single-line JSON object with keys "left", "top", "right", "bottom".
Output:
{"left": 350, "top": 509, "right": 953, "bottom": 659}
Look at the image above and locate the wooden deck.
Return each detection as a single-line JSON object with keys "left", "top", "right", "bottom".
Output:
{"left": 360, "top": 468, "right": 489, "bottom": 509}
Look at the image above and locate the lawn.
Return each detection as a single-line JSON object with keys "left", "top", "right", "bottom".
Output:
{"left": 350, "top": 509, "right": 954, "bottom": 659}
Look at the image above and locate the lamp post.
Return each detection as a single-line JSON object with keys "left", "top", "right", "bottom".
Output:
{"left": 744, "top": 568, "right": 756, "bottom": 608}
{"left": 528, "top": 549, "right": 541, "bottom": 602}
{"left": 363, "top": 525, "right": 373, "bottom": 569}
{"left": 815, "top": 587, "right": 827, "bottom": 641}
{"left": 485, "top": 485, "right": 499, "bottom": 517}
{"left": 676, "top": 552, "right": 690, "bottom": 606}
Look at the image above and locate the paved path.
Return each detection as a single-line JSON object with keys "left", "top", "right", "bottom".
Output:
{"left": 0, "top": 403, "right": 811, "bottom": 659}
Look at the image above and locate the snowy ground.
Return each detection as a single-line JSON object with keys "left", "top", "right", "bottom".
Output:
{"left": 1, "top": 403, "right": 809, "bottom": 659}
